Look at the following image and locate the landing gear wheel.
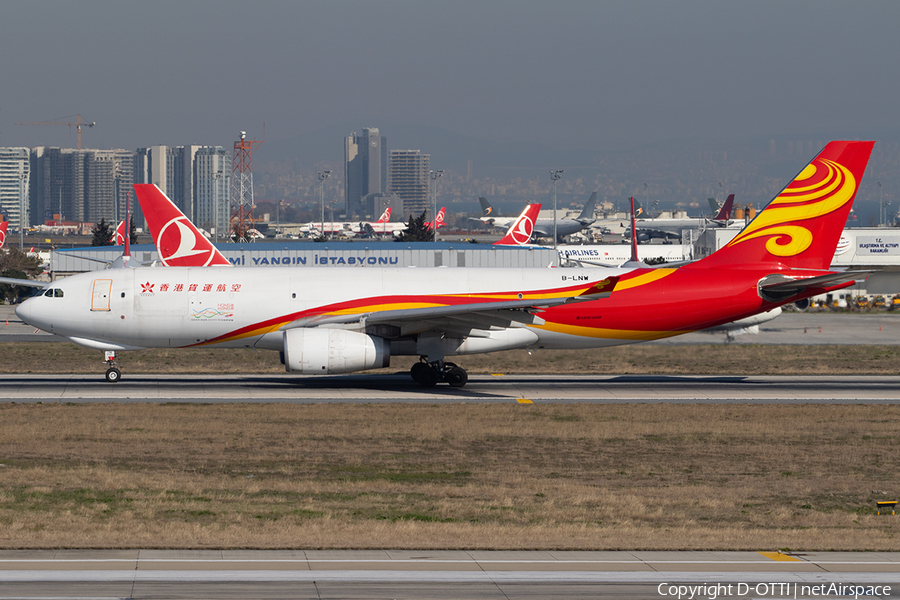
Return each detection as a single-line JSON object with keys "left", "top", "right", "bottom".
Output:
{"left": 444, "top": 366, "right": 468, "bottom": 388}
{"left": 410, "top": 362, "right": 439, "bottom": 387}
{"left": 105, "top": 367, "right": 121, "bottom": 383}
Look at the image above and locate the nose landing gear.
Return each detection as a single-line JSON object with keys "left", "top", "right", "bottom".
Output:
{"left": 104, "top": 350, "right": 121, "bottom": 383}
{"left": 410, "top": 357, "right": 468, "bottom": 388}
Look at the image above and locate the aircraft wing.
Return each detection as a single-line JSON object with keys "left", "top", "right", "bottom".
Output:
{"left": 0, "top": 277, "right": 48, "bottom": 289}
{"left": 282, "top": 277, "right": 619, "bottom": 331}
{"left": 758, "top": 271, "right": 868, "bottom": 302}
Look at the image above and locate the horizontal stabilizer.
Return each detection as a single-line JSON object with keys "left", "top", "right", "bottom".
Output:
{"left": 758, "top": 271, "right": 869, "bottom": 302}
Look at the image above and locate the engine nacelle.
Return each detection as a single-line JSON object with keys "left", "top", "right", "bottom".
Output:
{"left": 793, "top": 298, "right": 811, "bottom": 311}
{"left": 283, "top": 328, "right": 390, "bottom": 374}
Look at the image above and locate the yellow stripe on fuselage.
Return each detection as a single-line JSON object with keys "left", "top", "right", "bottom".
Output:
{"left": 613, "top": 268, "right": 676, "bottom": 292}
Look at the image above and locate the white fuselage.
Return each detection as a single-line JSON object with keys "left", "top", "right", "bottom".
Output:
{"left": 16, "top": 266, "right": 633, "bottom": 355}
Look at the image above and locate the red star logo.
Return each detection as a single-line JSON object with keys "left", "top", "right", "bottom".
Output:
{"left": 141, "top": 282, "right": 154, "bottom": 293}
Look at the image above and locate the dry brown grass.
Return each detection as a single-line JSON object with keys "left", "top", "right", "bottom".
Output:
{"left": 0, "top": 403, "right": 897, "bottom": 550}
{"left": 2, "top": 342, "right": 899, "bottom": 375}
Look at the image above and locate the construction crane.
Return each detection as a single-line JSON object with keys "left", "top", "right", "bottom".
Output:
{"left": 15, "top": 114, "right": 96, "bottom": 149}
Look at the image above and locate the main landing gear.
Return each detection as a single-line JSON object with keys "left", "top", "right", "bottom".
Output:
{"left": 104, "top": 350, "right": 121, "bottom": 383}
{"left": 410, "top": 357, "right": 468, "bottom": 388}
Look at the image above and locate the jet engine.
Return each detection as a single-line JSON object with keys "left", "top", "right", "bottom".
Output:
{"left": 283, "top": 328, "right": 390, "bottom": 374}
{"left": 793, "top": 298, "right": 811, "bottom": 311}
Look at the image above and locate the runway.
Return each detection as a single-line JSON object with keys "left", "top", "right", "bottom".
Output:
{"left": 0, "top": 550, "right": 897, "bottom": 599}
{"left": 1, "top": 372, "right": 900, "bottom": 402}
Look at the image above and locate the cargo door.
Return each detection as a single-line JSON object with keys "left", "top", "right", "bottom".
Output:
{"left": 91, "top": 279, "right": 112, "bottom": 311}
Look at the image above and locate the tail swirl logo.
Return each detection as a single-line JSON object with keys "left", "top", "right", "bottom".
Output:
{"left": 726, "top": 158, "right": 855, "bottom": 257}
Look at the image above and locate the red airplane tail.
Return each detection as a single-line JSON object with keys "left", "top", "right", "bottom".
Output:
{"left": 375, "top": 207, "right": 391, "bottom": 223}
{"left": 133, "top": 184, "right": 232, "bottom": 267}
{"left": 494, "top": 203, "right": 542, "bottom": 246}
{"left": 0, "top": 221, "right": 7, "bottom": 250}
{"left": 697, "top": 141, "right": 874, "bottom": 271}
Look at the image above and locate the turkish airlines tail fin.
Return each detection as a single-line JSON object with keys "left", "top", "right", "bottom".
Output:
{"left": 713, "top": 194, "right": 735, "bottom": 221}
{"left": 697, "top": 141, "right": 874, "bottom": 271}
{"left": 426, "top": 207, "right": 447, "bottom": 231}
{"left": 114, "top": 220, "right": 126, "bottom": 246}
{"left": 133, "top": 184, "right": 231, "bottom": 267}
{"left": 375, "top": 207, "right": 392, "bottom": 223}
{"left": 0, "top": 220, "right": 7, "bottom": 250}
{"left": 494, "top": 203, "right": 542, "bottom": 246}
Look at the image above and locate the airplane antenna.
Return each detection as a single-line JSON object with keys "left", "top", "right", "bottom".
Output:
{"left": 629, "top": 196, "right": 639, "bottom": 263}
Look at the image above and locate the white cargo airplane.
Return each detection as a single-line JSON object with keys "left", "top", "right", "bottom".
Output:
{"left": 15, "top": 142, "right": 874, "bottom": 388}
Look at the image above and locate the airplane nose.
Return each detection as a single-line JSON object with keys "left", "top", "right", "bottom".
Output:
{"left": 15, "top": 298, "right": 35, "bottom": 327}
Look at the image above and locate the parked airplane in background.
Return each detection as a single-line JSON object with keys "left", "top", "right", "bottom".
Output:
{"left": 477, "top": 192, "right": 597, "bottom": 241}
{"left": 0, "top": 221, "right": 7, "bottom": 249}
{"left": 16, "top": 142, "right": 874, "bottom": 388}
{"left": 627, "top": 194, "right": 736, "bottom": 242}
{"left": 352, "top": 207, "right": 408, "bottom": 237}
{"left": 493, "top": 204, "right": 542, "bottom": 246}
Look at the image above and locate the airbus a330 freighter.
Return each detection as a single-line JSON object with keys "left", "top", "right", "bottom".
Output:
{"left": 16, "top": 141, "right": 874, "bottom": 387}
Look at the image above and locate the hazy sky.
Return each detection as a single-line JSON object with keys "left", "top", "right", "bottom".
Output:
{"left": 1, "top": 0, "right": 898, "bottom": 153}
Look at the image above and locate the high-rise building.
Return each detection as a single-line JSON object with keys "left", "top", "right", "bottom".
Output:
{"left": 389, "top": 150, "right": 430, "bottom": 217}
{"left": 29, "top": 147, "right": 134, "bottom": 226}
{"left": 193, "top": 147, "right": 230, "bottom": 238}
{"left": 0, "top": 148, "right": 30, "bottom": 230}
{"left": 135, "top": 146, "right": 198, "bottom": 223}
{"left": 345, "top": 127, "right": 387, "bottom": 218}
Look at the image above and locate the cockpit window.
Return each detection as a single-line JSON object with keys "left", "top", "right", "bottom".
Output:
{"left": 43, "top": 288, "right": 53, "bottom": 297}
{"left": 44, "top": 288, "right": 64, "bottom": 298}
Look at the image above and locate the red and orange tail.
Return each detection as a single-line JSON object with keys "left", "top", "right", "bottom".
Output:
{"left": 0, "top": 221, "right": 7, "bottom": 250}
{"left": 133, "top": 184, "right": 231, "bottom": 267}
{"left": 698, "top": 141, "right": 874, "bottom": 271}
{"left": 494, "top": 203, "right": 542, "bottom": 246}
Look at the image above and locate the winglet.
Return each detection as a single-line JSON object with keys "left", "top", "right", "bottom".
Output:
{"left": 0, "top": 220, "right": 7, "bottom": 250}
{"left": 133, "top": 184, "right": 231, "bottom": 267}
{"left": 494, "top": 203, "right": 542, "bottom": 245}
{"left": 576, "top": 276, "right": 619, "bottom": 300}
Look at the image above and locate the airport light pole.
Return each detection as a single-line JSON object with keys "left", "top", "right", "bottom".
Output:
{"left": 550, "top": 169, "right": 564, "bottom": 250}
{"left": 213, "top": 169, "right": 223, "bottom": 243}
{"left": 430, "top": 169, "right": 443, "bottom": 242}
{"left": 318, "top": 170, "right": 331, "bottom": 240}
{"left": 18, "top": 167, "right": 26, "bottom": 250}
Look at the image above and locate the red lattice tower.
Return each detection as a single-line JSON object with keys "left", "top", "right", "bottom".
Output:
{"left": 230, "top": 131, "right": 263, "bottom": 241}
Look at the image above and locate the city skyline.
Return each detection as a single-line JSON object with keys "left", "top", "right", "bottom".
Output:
{"left": 1, "top": 2, "right": 898, "bottom": 154}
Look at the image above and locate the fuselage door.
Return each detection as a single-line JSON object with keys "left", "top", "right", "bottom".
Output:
{"left": 91, "top": 278, "right": 112, "bottom": 311}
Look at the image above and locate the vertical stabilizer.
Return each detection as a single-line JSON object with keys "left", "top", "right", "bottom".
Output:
{"left": 698, "top": 141, "right": 874, "bottom": 270}
{"left": 494, "top": 203, "right": 542, "bottom": 246}
{"left": 133, "top": 184, "right": 232, "bottom": 267}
